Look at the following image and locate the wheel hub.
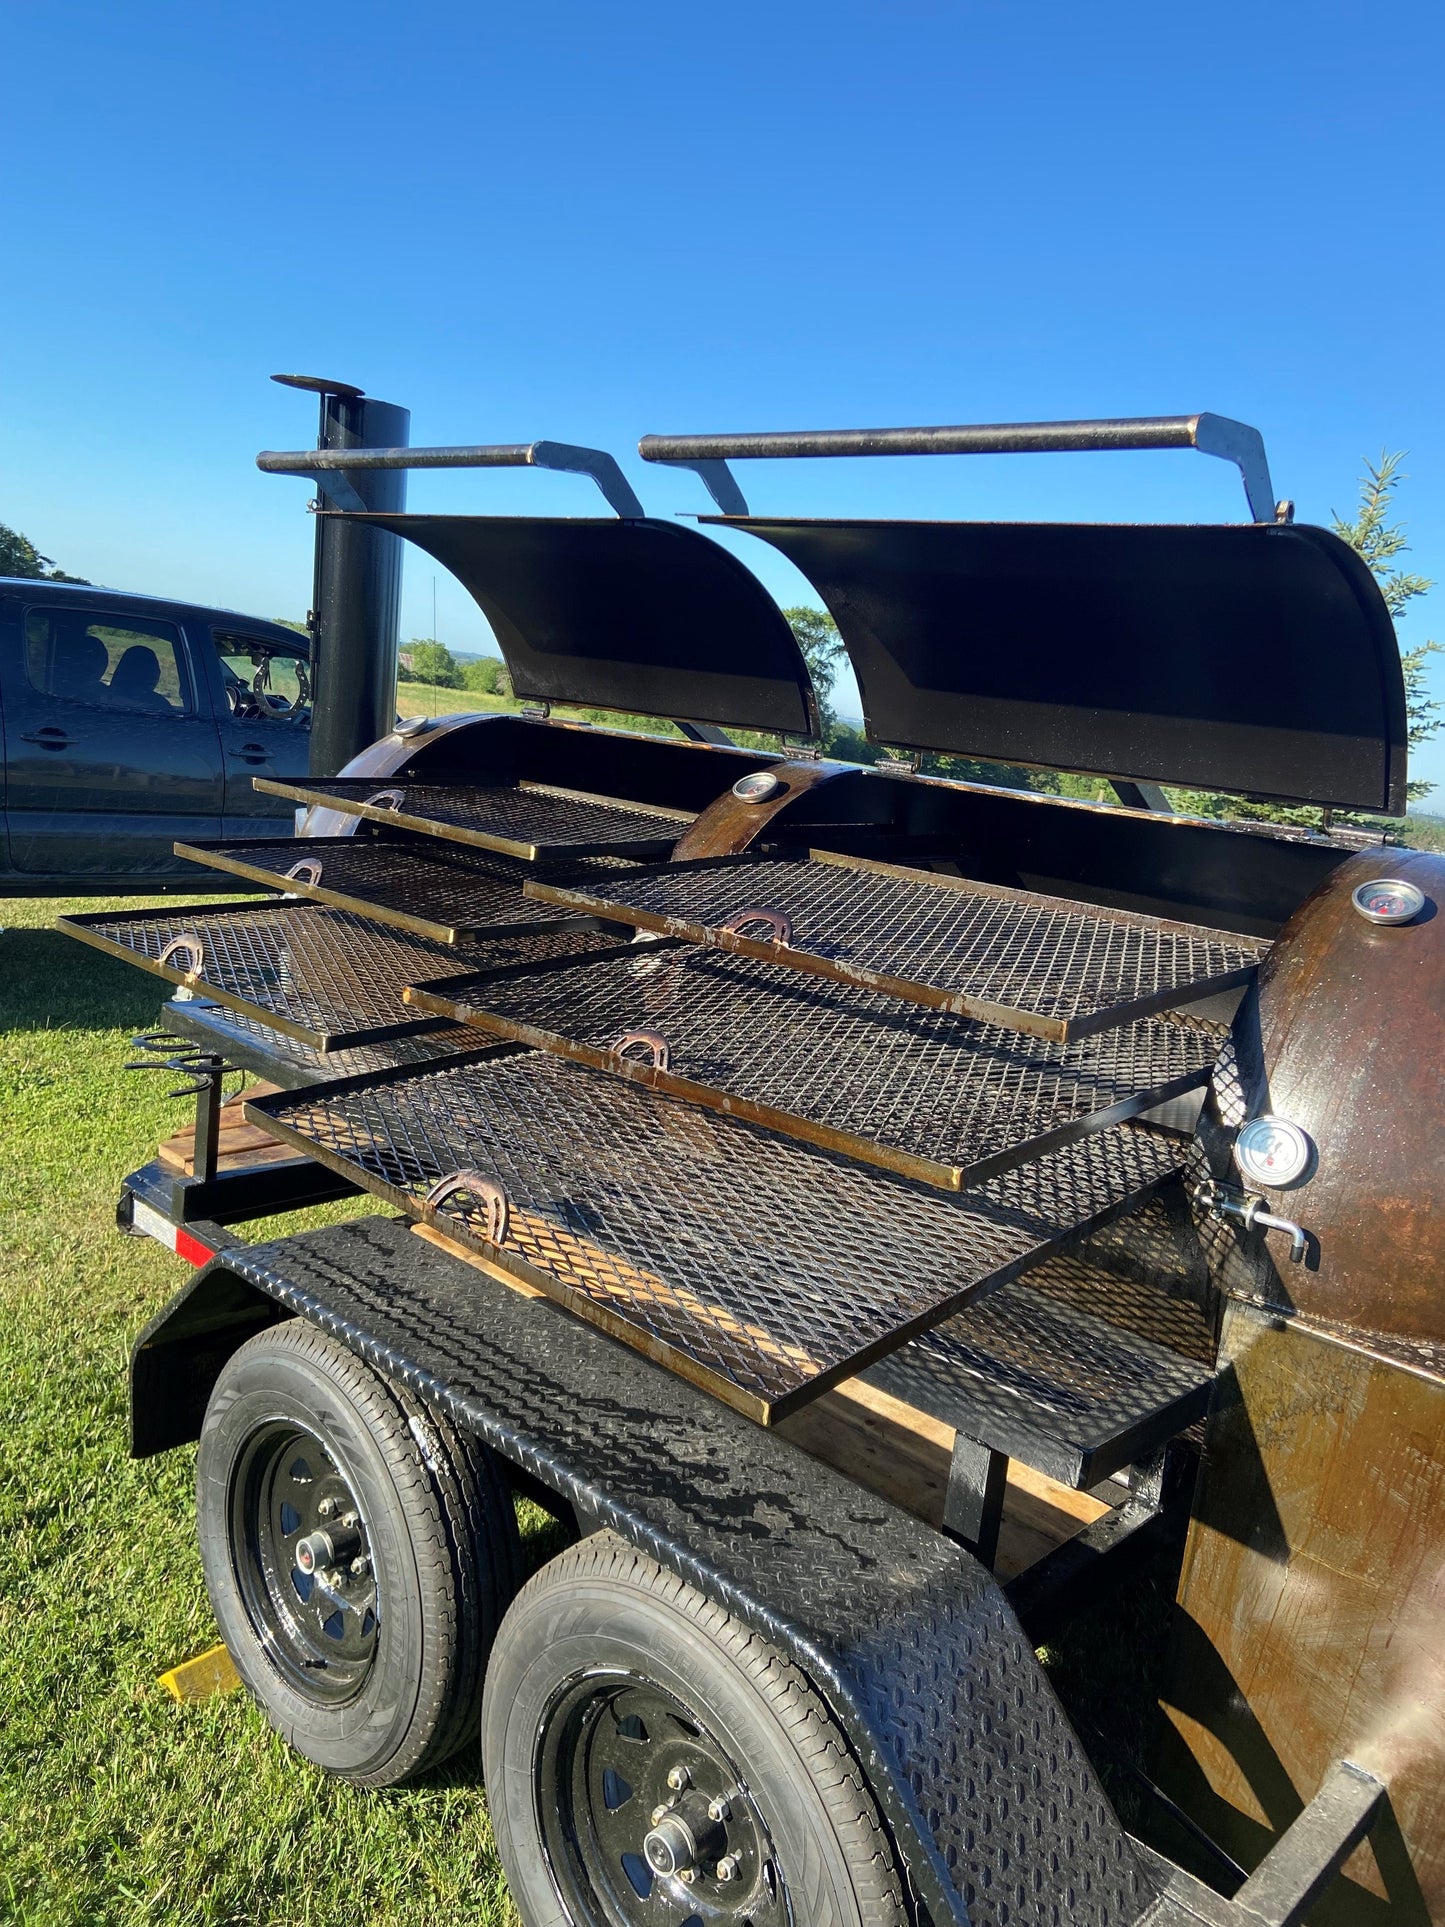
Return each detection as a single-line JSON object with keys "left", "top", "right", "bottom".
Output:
{"left": 230, "top": 1422, "right": 379, "bottom": 1704}
{"left": 537, "top": 1674, "right": 787, "bottom": 1923}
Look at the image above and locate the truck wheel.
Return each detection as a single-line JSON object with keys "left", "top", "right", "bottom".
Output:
{"left": 481, "top": 1532, "right": 906, "bottom": 1927}
{"left": 196, "top": 1320, "right": 521, "bottom": 1786}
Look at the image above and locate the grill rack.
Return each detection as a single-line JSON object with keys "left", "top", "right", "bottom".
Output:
{"left": 173, "top": 835, "right": 615, "bottom": 946}
{"left": 252, "top": 776, "right": 694, "bottom": 862}
{"left": 248, "top": 1050, "right": 1184, "bottom": 1423}
{"left": 59, "top": 900, "right": 626, "bottom": 1051}
{"left": 525, "top": 850, "right": 1266, "bottom": 1043}
{"left": 406, "top": 940, "right": 1219, "bottom": 1192}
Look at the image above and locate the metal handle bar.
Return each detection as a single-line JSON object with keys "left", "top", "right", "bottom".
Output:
{"left": 256, "top": 439, "right": 645, "bottom": 519}
{"left": 639, "top": 412, "right": 1277, "bottom": 522}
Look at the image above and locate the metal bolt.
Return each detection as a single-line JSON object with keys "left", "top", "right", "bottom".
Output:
{"left": 707, "top": 1797, "right": 731, "bottom": 1823}
{"left": 666, "top": 1764, "right": 691, "bottom": 1791}
{"left": 317, "top": 1496, "right": 338, "bottom": 1519}
{"left": 679, "top": 1870, "right": 695, "bottom": 1885}
{"left": 716, "top": 1853, "right": 742, "bottom": 1882}
{"left": 349, "top": 1554, "right": 370, "bottom": 1579}
{"left": 650, "top": 1805, "right": 669, "bottom": 1826}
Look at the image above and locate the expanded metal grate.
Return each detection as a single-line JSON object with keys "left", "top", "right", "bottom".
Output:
{"left": 527, "top": 852, "right": 1266, "bottom": 1041}
{"left": 173, "top": 835, "right": 611, "bottom": 945}
{"left": 409, "top": 942, "right": 1220, "bottom": 1190}
{"left": 59, "top": 901, "right": 620, "bottom": 1051}
{"left": 249, "top": 1051, "right": 1182, "bottom": 1422}
{"left": 861, "top": 1256, "right": 1213, "bottom": 1486}
{"left": 252, "top": 776, "right": 692, "bottom": 861}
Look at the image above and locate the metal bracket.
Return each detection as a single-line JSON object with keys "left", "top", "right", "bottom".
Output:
{"left": 659, "top": 458, "right": 751, "bottom": 517}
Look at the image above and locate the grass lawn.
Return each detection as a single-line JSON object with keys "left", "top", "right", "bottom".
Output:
{"left": 0, "top": 894, "right": 529, "bottom": 1926}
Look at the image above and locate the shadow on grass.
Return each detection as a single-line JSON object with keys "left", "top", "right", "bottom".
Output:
{"left": 0, "top": 926, "right": 170, "bottom": 1035}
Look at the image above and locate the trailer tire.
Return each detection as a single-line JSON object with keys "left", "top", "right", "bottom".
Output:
{"left": 481, "top": 1531, "right": 906, "bottom": 1927}
{"left": 196, "top": 1320, "right": 521, "bottom": 1786}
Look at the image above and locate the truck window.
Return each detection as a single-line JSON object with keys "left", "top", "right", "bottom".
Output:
{"left": 214, "top": 632, "right": 311, "bottom": 722}
{"left": 25, "top": 610, "right": 192, "bottom": 715}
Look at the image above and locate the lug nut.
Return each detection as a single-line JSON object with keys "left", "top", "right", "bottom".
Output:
{"left": 707, "top": 1797, "right": 731, "bottom": 1823}
{"left": 680, "top": 1870, "right": 695, "bottom": 1885}
{"left": 650, "top": 1805, "right": 668, "bottom": 1826}
{"left": 716, "top": 1853, "right": 742, "bottom": 1882}
{"left": 317, "top": 1496, "right": 338, "bottom": 1519}
{"left": 666, "top": 1764, "right": 691, "bottom": 1791}
{"left": 349, "top": 1554, "right": 370, "bottom": 1579}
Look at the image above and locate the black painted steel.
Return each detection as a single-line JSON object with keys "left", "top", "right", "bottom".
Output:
{"left": 171, "top": 1214, "right": 1165, "bottom": 1926}
{"left": 526, "top": 852, "right": 1267, "bottom": 1042}
{"left": 307, "top": 393, "right": 410, "bottom": 777}
{"left": 408, "top": 940, "right": 1221, "bottom": 1190}
{"left": 340, "top": 514, "right": 820, "bottom": 736}
{"left": 248, "top": 1050, "right": 1181, "bottom": 1422}
{"left": 58, "top": 900, "right": 618, "bottom": 1050}
{"left": 174, "top": 836, "right": 607, "bottom": 945}
{"left": 706, "top": 517, "right": 1407, "bottom": 812}
{"left": 252, "top": 777, "right": 692, "bottom": 862}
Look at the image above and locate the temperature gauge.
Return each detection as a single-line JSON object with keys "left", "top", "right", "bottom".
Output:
{"left": 732, "top": 771, "right": 782, "bottom": 804}
{"left": 1352, "top": 877, "right": 1426, "bottom": 926}
{"left": 1234, "top": 1115, "right": 1314, "bottom": 1190}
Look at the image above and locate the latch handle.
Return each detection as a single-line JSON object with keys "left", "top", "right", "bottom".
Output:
{"left": 1196, "top": 1179, "right": 1309, "bottom": 1264}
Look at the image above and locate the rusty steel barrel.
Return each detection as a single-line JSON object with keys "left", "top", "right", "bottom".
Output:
{"left": 1161, "top": 846, "right": 1445, "bottom": 1920}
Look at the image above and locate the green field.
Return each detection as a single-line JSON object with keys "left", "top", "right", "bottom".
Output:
{"left": 0, "top": 895, "right": 530, "bottom": 1926}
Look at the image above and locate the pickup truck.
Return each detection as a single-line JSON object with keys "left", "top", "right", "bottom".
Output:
{"left": 0, "top": 579, "right": 312, "bottom": 889}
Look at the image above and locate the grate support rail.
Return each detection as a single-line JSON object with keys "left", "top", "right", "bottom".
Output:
{"left": 248, "top": 1050, "right": 1183, "bottom": 1423}
{"left": 525, "top": 850, "right": 1267, "bottom": 1042}
{"left": 406, "top": 941, "right": 1220, "bottom": 1191}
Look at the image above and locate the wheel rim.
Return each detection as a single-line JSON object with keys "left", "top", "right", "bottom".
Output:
{"left": 229, "top": 1420, "right": 379, "bottom": 1703}
{"left": 535, "top": 1671, "right": 790, "bottom": 1926}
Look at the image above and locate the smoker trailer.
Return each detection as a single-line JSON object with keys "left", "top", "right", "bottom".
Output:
{"left": 62, "top": 389, "right": 1445, "bottom": 1927}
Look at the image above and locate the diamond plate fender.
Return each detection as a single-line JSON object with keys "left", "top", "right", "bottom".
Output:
{"left": 143, "top": 1215, "right": 1163, "bottom": 1927}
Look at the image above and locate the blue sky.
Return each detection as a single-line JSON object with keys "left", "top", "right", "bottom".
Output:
{"left": 3, "top": 1, "right": 1442, "bottom": 796}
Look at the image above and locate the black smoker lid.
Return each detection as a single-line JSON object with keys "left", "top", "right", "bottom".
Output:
{"left": 349, "top": 513, "right": 819, "bottom": 738}
{"left": 706, "top": 516, "right": 1406, "bottom": 812}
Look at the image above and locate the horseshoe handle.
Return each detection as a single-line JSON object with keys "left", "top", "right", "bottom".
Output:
{"left": 719, "top": 907, "right": 794, "bottom": 948}
{"left": 423, "top": 1170, "right": 510, "bottom": 1246}
{"left": 612, "top": 1030, "right": 671, "bottom": 1071}
{"left": 158, "top": 934, "right": 206, "bottom": 977}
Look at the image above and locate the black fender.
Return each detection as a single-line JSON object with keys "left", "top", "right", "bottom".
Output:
{"left": 135, "top": 1213, "right": 1163, "bottom": 1927}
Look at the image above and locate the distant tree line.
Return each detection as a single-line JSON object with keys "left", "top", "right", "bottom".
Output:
{"left": 398, "top": 639, "right": 512, "bottom": 697}
{"left": 0, "top": 522, "right": 89, "bottom": 583}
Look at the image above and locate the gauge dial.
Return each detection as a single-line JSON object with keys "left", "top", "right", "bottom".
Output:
{"left": 1235, "top": 1114, "right": 1314, "bottom": 1189}
{"left": 1351, "top": 877, "right": 1426, "bottom": 926}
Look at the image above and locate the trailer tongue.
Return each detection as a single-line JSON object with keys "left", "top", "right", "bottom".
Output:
{"left": 67, "top": 399, "right": 1444, "bottom": 1926}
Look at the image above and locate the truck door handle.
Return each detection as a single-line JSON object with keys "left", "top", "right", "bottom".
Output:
{"left": 230, "top": 743, "right": 271, "bottom": 764}
{"left": 21, "top": 727, "right": 70, "bottom": 748}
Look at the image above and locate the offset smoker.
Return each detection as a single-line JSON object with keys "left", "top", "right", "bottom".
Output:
{"left": 63, "top": 403, "right": 1445, "bottom": 1927}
